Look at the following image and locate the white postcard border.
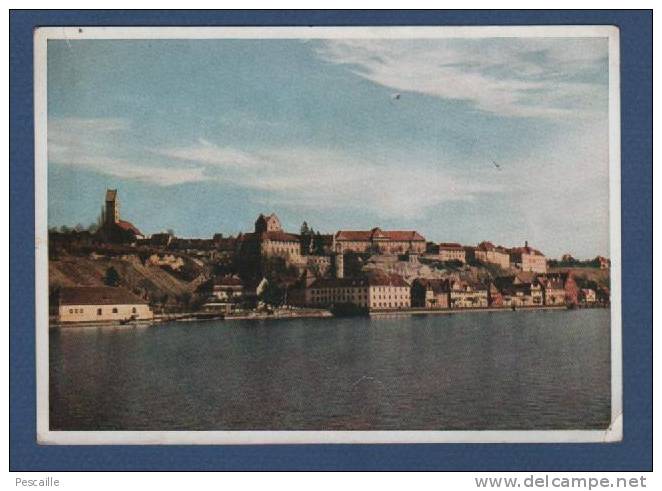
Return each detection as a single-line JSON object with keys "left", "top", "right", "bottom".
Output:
{"left": 33, "top": 25, "right": 622, "bottom": 445}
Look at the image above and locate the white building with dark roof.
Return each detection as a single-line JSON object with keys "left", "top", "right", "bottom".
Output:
{"left": 333, "top": 227, "right": 426, "bottom": 255}
{"left": 306, "top": 273, "right": 411, "bottom": 310}
{"left": 58, "top": 286, "right": 153, "bottom": 324}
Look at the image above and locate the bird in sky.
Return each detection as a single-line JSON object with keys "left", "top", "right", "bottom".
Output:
{"left": 391, "top": 93, "right": 401, "bottom": 101}
{"left": 491, "top": 159, "right": 502, "bottom": 170}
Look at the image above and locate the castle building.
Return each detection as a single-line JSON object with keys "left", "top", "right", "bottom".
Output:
{"left": 509, "top": 241, "right": 547, "bottom": 273}
{"left": 473, "top": 241, "right": 511, "bottom": 269}
{"left": 437, "top": 242, "right": 466, "bottom": 263}
{"left": 237, "top": 213, "right": 301, "bottom": 262}
{"left": 333, "top": 227, "right": 426, "bottom": 255}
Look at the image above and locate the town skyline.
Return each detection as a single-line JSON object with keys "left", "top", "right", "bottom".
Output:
{"left": 47, "top": 37, "right": 610, "bottom": 258}
{"left": 51, "top": 188, "right": 607, "bottom": 262}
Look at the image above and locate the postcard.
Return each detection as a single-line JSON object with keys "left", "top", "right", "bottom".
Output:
{"left": 34, "top": 25, "right": 621, "bottom": 444}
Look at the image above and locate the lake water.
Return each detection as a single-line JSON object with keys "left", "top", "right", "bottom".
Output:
{"left": 49, "top": 309, "right": 611, "bottom": 431}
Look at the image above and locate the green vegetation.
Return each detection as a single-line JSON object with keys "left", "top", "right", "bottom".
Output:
{"left": 104, "top": 266, "right": 120, "bottom": 287}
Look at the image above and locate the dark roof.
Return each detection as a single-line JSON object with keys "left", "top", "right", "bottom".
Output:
{"left": 335, "top": 228, "right": 425, "bottom": 242}
{"left": 438, "top": 242, "right": 464, "bottom": 250}
{"left": 59, "top": 287, "right": 148, "bottom": 306}
{"left": 413, "top": 278, "right": 450, "bottom": 293}
{"left": 214, "top": 276, "right": 243, "bottom": 287}
{"left": 476, "top": 241, "right": 509, "bottom": 253}
{"left": 510, "top": 246, "right": 544, "bottom": 257}
{"left": 367, "top": 272, "right": 410, "bottom": 287}
{"left": 310, "top": 277, "right": 370, "bottom": 289}
{"left": 449, "top": 279, "right": 486, "bottom": 292}
{"left": 537, "top": 272, "right": 570, "bottom": 288}
{"left": 150, "top": 232, "right": 173, "bottom": 246}
{"left": 310, "top": 273, "right": 409, "bottom": 289}
{"left": 493, "top": 276, "right": 536, "bottom": 295}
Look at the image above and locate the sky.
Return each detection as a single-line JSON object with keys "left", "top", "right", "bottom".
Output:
{"left": 47, "top": 36, "right": 611, "bottom": 259}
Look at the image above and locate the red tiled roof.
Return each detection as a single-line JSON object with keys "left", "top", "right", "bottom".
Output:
{"left": 476, "top": 241, "right": 496, "bottom": 251}
{"left": 59, "top": 286, "right": 148, "bottom": 306}
{"left": 335, "top": 228, "right": 425, "bottom": 242}
{"left": 116, "top": 220, "right": 142, "bottom": 236}
{"left": 510, "top": 246, "right": 544, "bottom": 256}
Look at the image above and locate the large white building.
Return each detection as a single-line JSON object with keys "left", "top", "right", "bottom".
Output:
{"left": 58, "top": 286, "right": 153, "bottom": 324}
{"left": 306, "top": 273, "right": 411, "bottom": 310}
{"left": 510, "top": 242, "right": 547, "bottom": 273}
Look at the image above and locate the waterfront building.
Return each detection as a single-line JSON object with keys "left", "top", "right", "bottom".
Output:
{"left": 537, "top": 272, "right": 579, "bottom": 305}
{"left": 333, "top": 228, "right": 426, "bottom": 255}
{"left": 581, "top": 288, "right": 597, "bottom": 303}
{"left": 487, "top": 282, "right": 504, "bottom": 307}
{"left": 448, "top": 279, "right": 488, "bottom": 308}
{"left": 203, "top": 276, "right": 245, "bottom": 312}
{"left": 537, "top": 273, "right": 569, "bottom": 306}
{"left": 306, "top": 273, "right": 411, "bottom": 310}
{"left": 58, "top": 286, "right": 153, "bottom": 323}
{"left": 437, "top": 243, "right": 466, "bottom": 263}
{"left": 410, "top": 278, "right": 450, "bottom": 309}
{"left": 509, "top": 241, "right": 547, "bottom": 273}
{"left": 473, "top": 241, "right": 511, "bottom": 269}
{"left": 99, "top": 189, "right": 144, "bottom": 243}
{"left": 494, "top": 275, "right": 543, "bottom": 307}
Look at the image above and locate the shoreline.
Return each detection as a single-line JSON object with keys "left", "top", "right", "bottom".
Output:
{"left": 49, "top": 304, "right": 608, "bottom": 329}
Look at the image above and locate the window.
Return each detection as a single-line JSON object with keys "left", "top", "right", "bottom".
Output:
{"left": 132, "top": 307, "right": 137, "bottom": 314}
{"left": 69, "top": 309, "right": 73, "bottom": 314}
{"left": 112, "top": 307, "right": 118, "bottom": 314}
{"left": 97, "top": 308, "right": 102, "bottom": 315}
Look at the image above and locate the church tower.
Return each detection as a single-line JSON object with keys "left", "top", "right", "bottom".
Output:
{"left": 105, "top": 189, "right": 119, "bottom": 227}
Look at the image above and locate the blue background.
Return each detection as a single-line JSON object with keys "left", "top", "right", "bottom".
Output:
{"left": 10, "top": 10, "right": 652, "bottom": 471}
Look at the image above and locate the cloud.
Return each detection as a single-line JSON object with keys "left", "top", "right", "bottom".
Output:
{"left": 48, "top": 117, "right": 208, "bottom": 186}
{"left": 48, "top": 117, "right": 501, "bottom": 219}
{"left": 315, "top": 38, "right": 608, "bottom": 118}
{"left": 157, "top": 140, "right": 501, "bottom": 219}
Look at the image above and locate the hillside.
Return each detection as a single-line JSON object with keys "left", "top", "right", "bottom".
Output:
{"left": 549, "top": 267, "right": 611, "bottom": 289}
{"left": 49, "top": 251, "right": 210, "bottom": 309}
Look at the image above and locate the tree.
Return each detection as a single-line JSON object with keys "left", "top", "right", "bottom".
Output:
{"left": 300, "top": 221, "right": 310, "bottom": 236}
{"left": 259, "top": 281, "right": 285, "bottom": 307}
{"left": 104, "top": 266, "right": 121, "bottom": 287}
{"left": 313, "top": 231, "right": 325, "bottom": 255}
{"left": 166, "top": 229, "right": 175, "bottom": 236}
